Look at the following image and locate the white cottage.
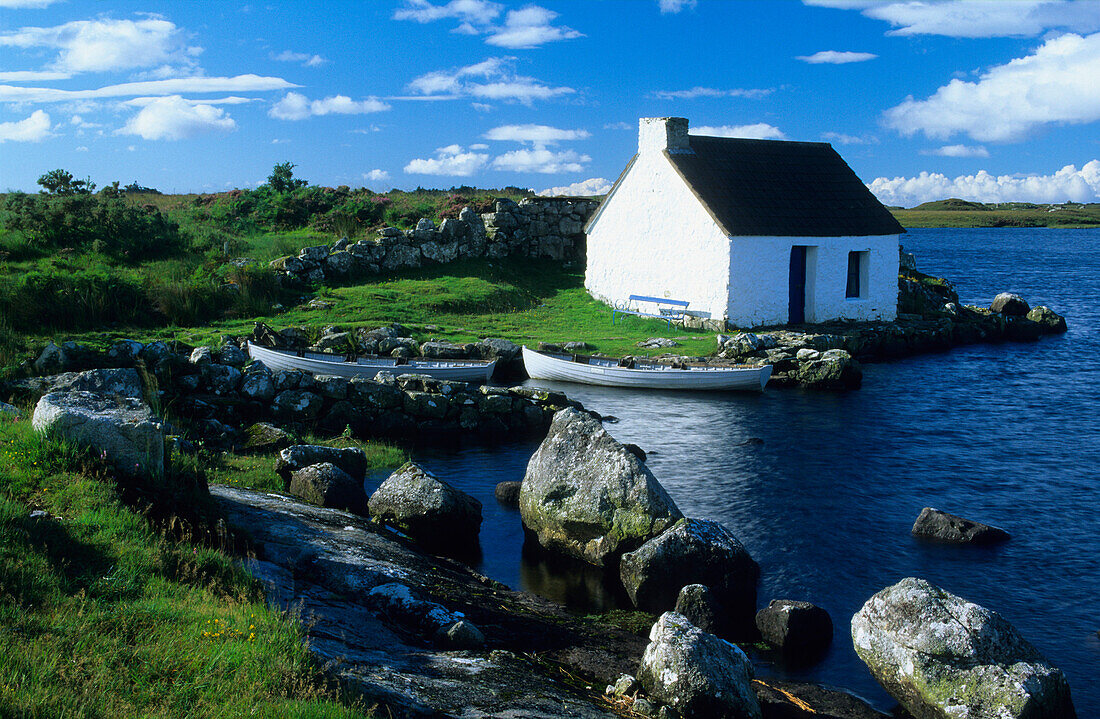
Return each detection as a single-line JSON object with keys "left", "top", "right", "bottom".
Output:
{"left": 584, "top": 117, "right": 905, "bottom": 328}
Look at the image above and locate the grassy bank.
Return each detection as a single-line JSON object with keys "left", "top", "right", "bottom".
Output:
{"left": 0, "top": 414, "right": 396, "bottom": 717}
{"left": 890, "top": 199, "right": 1100, "bottom": 228}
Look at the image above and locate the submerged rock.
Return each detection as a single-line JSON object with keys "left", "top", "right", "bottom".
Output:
{"left": 755, "top": 599, "right": 833, "bottom": 661}
{"left": 520, "top": 408, "right": 682, "bottom": 567}
{"left": 852, "top": 577, "right": 1076, "bottom": 719}
{"left": 911, "top": 507, "right": 1010, "bottom": 545}
{"left": 637, "top": 612, "right": 761, "bottom": 719}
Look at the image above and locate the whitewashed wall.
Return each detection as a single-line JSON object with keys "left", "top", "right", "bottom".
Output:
{"left": 585, "top": 150, "right": 732, "bottom": 320}
{"left": 726, "top": 234, "right": 900, "bottom": 327}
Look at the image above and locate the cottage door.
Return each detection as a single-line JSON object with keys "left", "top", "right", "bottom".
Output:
{"left": 789, "top": 246, "right": 807, "bottom": 324}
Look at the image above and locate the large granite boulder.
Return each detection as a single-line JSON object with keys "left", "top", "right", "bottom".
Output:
{"left": 24, "top": 368, "right": 144, "bottom": 399}
{"left": 755, "top": 599, "right": 833, "bottom": 661}
{"left": 990, "top": 292, "right": 1030, "bottom": 316}
{"left": 911, "top": 507, "right": 1010, "bottom": 545}
{"left": 368, "top": 462, "right": 482, "bottom": 551}
{"left": 637, "top": 612, "right": 761, "bottom": 719}
{"left": 288, "top": 462, "right": 365, "bottom": 513}
{"left": 276, "top": 444, "right": 367, "bottom": 484}
{"left": 620, "top": 518, "right": 759, "bottom": 639}
{"left": 852, "top": 577, "right": 1076, "bottom": 719}
{"left": 32, "top": 390, "right": 164, "bottom": 476}
{"left": 519, "top": 408, "right": 683, "bottom": 567}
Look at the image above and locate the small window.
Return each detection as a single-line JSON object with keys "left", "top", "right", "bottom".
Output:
{"left": 846, "top": 250, "right": 869, "bottom": 298}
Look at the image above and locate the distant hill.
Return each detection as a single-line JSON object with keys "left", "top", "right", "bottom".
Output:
{"left": 910, "top": 198, "right": 990, "bottom": 211}
{"left": 891, "top": 199, "right": 1100, "bottom": 228}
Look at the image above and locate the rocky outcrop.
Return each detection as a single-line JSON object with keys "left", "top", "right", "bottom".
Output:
{"left": 519, "top": 408, "right": 682, "bottom": 567}
{"left": 755, "top": 599, "right": 833, "bottom": 661}
{"left": 1026, "top": 305, "right": 1068, "bottom": 333}
{"left": 32, "top": 390, "right": 164, "bottom": 476}
{"left": 911, "top": 507, "right": 1010, "bottom": 545}
{"left": 794, "top": 348, "right": 862, "bottom": 390}
{"left": 367, "top": 462, "right": 482, "bottom": 552}
{"left": 619, "top": 518, "right": 760, "bottom": 639}
{"left": 852, "top": 577, "right": 1076, "bottom": 719}
{"left": 288, "top": 462, "right": 365, "bottom": 513}
{"left": 276, "top": 444, "right": 368, "bottom": 484}
{"left": 14, "top": 367, "right": 144, "bottom": 400}
{"left": 637, "top": 611, "right": 761, "bottom": 719}
{"left": 269, "top": 198, "right": 597, "bottom": 287}
{"left": 990, "top": 292, "right": 1030, "bottom": 316}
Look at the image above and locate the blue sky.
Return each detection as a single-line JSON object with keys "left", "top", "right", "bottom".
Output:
{"left": 3, "top": 0, "right": 1100, "bottom": 206}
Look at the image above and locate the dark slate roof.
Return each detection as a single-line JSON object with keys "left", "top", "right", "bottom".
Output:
{"left": 666, "top": 136, "right": 905, "bottom": 237}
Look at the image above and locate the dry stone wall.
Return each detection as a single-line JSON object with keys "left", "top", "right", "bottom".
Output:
{"left": 270, "top": 197, "right": 598, "bottom": 286}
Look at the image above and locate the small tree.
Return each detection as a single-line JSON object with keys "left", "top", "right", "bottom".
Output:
{"left": 266, "top": 162, "right": 307, "bottom": 194}
{"left": 37, "top": 169, "right": 95, "bottom": 195}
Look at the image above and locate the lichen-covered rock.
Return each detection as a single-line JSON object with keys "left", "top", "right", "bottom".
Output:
{"left": 0, "top": 401, "right": 22, "bottom": 420}
{"left": 27, "top": 368, "right": 144, "bottom": 399}
{"left": 494, "top": 481, "right": 522, "bottom": 506}
{"left": 420, "top": 341, "right": 469, "bottom": 359}
{"left": 239, "top": 363, "right": 275, "bottom": 402}
{"left": 795, "top": 349, "right": 862, "bottom": 390}
{"left": 215, "top": 344, "right": 249, "bottom": 367}
{"left": 851, "top": 577, "right": 1076, "bottom": 719}
{"left": 755, "top": 599, "right": 833, "bottom": 660}
{"left": 288, "top": 462, "right": 365, "bottom": 513}
{"left": 620, "top": 518, "right": 759, "bottom": 639}
{"left": 241, "top": 422, "right": 293, "bottom": 453}
{"left": 519, "top": 408, "right": 682, "bottom": 567}
{"left": 637, "top": 612, "right": 761, "bottom": 719}
{"left": 911, "top": 507, "right": 1010, "bottom": 545}
{"left": 368, "top": 462, "right": 482, "bottom": 551}
{"left": 33, "top": 390, "right": 164, "bottom": 476}
{"left": 673, "top": 584, "right": 722, "bottom": 635}
{"left": 1026, "top": 306, "right": 1067, "bottom": 333}
{"left": 276, "top": 444, "right": 368, "bottom": 483}
{"left": 272, "top": 389, "right": 324, "bottom": 420}
{"left": 990, "top": 292, "right": 1030, "bottom": 316}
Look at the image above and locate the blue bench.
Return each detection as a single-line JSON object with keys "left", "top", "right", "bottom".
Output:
{"left": 612, "top": 294, "right": 690, "bottom": 329}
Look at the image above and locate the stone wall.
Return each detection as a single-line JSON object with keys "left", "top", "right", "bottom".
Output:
{"left": 271, "top": 197, "right": 598, "bottom": 286}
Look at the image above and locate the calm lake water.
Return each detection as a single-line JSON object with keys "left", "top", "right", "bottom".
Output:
{"left": 403, "top": 227, "right": 1100, "bottom": 713}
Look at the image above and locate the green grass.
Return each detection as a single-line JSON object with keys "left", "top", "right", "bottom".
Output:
{"left": 892, "top": 203, "right": 1100, "bottom": 228}
{"left": 0, "top": 416, "right": 368, "bottom": 718}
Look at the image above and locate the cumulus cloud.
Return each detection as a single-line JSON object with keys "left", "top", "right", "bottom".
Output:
{"left": 363, "top": 169, "right": 390, "bottom": 182}
{"left": 691, "top": 123, "right": 787, "bottom": 140}
{"left": 658, "top": 0, "right": 697, "bottom": 13}
{"left": 484, "top": 123, "right": 589, "bottom": 143}
{"left": 118, "top": 95, "right": 235, "bottom": 140}
{"left": 404, "top": 57, "right": 573, "bottom": 105}
{"left": 796, "top": 50, "right": 877, "bottom": 64}
{"left": 924, "top": 144, "right": 990, "bottom": 158}
{"left": 0, "top": 18, "right": 200, "bottom": 74}
{"left": 0, "top": 109, "right": 51, "bottom": 142}
{"left": 537, "top": 177, "right": 612, "bottom": 196}
{"left": 269, "top": 92, "right": 390, "bottom": 120}
{"left": 883, "top": 32, "right": 1100, "bottom": 142}
{"left": 0, "top": 74, "right": 297, "bottom": 103}
{"left": 867, "top": 161, "right": 1100, "bottom": 206}
{"left": 806, "top": 0, "right": 1100, "bottom": 38}
{"left": 491, "top": 148, "right": 590, "bottom": 173}
{"left": 394, "top": 0, "right": 581, "bottom": 48}
{"left": 404, "top": 144, "right": 489, "bottom": 176}
{"left": 272, "top": 50, "right": 326, "bottom": 67}
{"left": 651, "top": 86, "right": 773, "bottom": 100}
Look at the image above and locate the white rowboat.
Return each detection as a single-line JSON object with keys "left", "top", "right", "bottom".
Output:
{"left": 521, "top": 346, "right": 771, "bottom": 391}
{"left": 246, "top": 342, "right": 497, "bottom": 383}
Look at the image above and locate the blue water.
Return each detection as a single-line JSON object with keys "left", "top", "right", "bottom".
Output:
{"left": 406, "top": 228, "right": 1100, "bottom": 713}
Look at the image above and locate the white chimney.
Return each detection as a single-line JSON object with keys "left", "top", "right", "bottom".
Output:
{"left": 638, "top": 117, "right": 690, "bottom": 154}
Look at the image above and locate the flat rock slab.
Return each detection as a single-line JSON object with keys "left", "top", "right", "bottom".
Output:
{"left": 911, "top": 507, "right": 1010, "bottom": 544}
{"left": 210, "top": 485, "right": 639, "bottom": 718}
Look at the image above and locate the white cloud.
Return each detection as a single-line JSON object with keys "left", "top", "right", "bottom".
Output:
{"left": 75, "top": 145, "right": 88, "bottom": 151}
{"left": 821, "top": 131, "right": 878, "bottom": 145}
{"left": 269, "top": 92, "right": 390, "bottom": 120}
{"left": 604, "top": 121, "right": 632, "bottom": 130}
{"left": 118, "top": 95, "right": 235, "bottom": 140}
{"left": 0, "top": 109, "right": 51, "bottom": 142}
{"left": 0, "top": 70, "right": 71, "bottom": 81}
{"left": 468, "top": 142, "right": 489, "bottom": 149}
{"left": 651, "top": 86, "right": 773, "bottom": 100}
{"left": 806, "top": 0, "right": 1100, "bottom": 38}
{"left": 796, "top": 50, "right": 877, "bottom": 64}
{"left": 404, "top": 57, "right": 573, "bottom": 106}
{"left": 394, "top": 0, "right": 502, "bottom": 26}
{"left": 485, "top": 5, "right": 583, "bottom": 48}
{"left": 537, "top": 177, "right": 612, "bottom": 196}
{"left": 404, "top": 144, "right": 489, "bottom": 176}
{"left": 868, "top": 161, "right": 1100, "bottom": 206}
{"left": 924, "top": 144, "right": 991, "bottom": 158}
{"left": 491, "top": 148, "right": 590, "bottom": 173}
{"left": 658, "top": 0, "right": 697, "bottom": 14}
{"left": 363, "top": 169, "right": 390, "bottom": 182}
{"left": 883, "top": 32, "right": 1100, "bottom": 142}
{"left": 691, "top": 123, "right": 787, "bottom": 140}
{"left": 0, "top": 18, "right": 199, "bottom": 74}
{"left": 484, "top": 123, "right": 589, "bottom": 144}
{"left": 124, "top": 95, "right": 256, "bottom": 107}
{"left": 0, "top": 74, "right": 297, "bottom": 103}
{"left": 0, "top": 0, "right": 61, "bottom": 6}
{"left": 272, "top": 50, "right": 327, "bottom": 67}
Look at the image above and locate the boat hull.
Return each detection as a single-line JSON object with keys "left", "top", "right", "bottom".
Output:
{"left": 246, "top": 342, "right": 496, "bottom": 383}
{"left": 521, "top": 346, "right": 771, "bottom": 391}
